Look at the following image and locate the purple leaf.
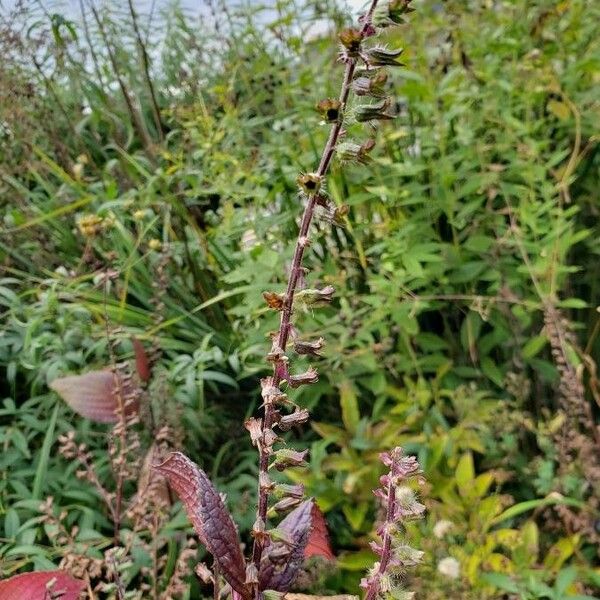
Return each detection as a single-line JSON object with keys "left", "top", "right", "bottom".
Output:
{"left": 50, "top": 370, "right": 138, "bottom": 423}
{"left": 259, "top": 499, "right": 314, "bottom": 591}
{"left": 154, "top": 452, "right": 250, "bottom": 599}
{"left": 0, "top": 571, "right": 85, "bottom": 600}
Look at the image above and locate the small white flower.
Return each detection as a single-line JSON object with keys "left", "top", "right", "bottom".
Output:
{"left": 437, "top": 556, "right": 460, "bottom": 579}
{"left": 433, "top": 519, "right": 454, "bottom": 539}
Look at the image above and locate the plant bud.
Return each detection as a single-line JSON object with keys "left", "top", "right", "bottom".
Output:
{"left": 365, "top": 46, "right": 405, "bottom": 67}
{"left": 297, "top": 172, "right": 323, "bottom": 195}
{"left": 316, "top": 98, "right": 342, "bottom": 123}
{"left": 277, "top": 408, "right": 310, "bottom": 430}
{"left": 263, "top": 590, "right": 285, "bottom": 600}
{"left": 293, "top": 337, "right": 325, "bottom": 357}
{"left": 271, "top": 448, "right": 308, "bottom": 471}
{"left": 288, "top": 367, "right": 319, "bottom": 388}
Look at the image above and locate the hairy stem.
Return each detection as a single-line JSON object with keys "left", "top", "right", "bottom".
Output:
{"left": 364, "top": 459, "right": 396, "bottom": 600}
{"left": 251, "top": 0, "right": 381, "bottom": 582}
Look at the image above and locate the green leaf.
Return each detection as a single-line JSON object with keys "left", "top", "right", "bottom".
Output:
{"left": 32, "top": 402, "right": 59, "bottom": 500}
{"left": 339, "top": 381, "right": 360, "bottom": 435}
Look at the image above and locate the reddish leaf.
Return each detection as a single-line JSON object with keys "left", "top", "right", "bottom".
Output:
{"left": 154, "top": 452, "right": 250, "bottom": 599}
{"left": 259, "top": 499, "right": 314, "bottom": 591}
{"left": 304, "top": 504, "right": 334, "bottom": 560}
{"left": 131, "top": 337, "right": 151, "bottom": 382}
{"left": 0, "top": 571, "right": 84, "bottom": 600}
{"left": 50, "top": 370, "right": 138, "bottom": 424}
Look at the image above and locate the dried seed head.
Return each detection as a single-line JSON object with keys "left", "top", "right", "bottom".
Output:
{"left": 339, "top": 28, "right": 363, "bottom": 56}
{"left": 245, "top": 417, "right": 263, "bottom": 446}
{"left": 288, "top": 366, "right": 319, "bottom": 388}
{"left": 316, "top": 98, "right": 342, "bottom": 122}
{"left": 293, "top": 337, "right": 325, "bottom": 357}
{"left": 297, "top": 172, "right": 323, "bottom": 195}
{"left": 274, "top": 483, "right": 305, "bottom": 499}
{"left": 277, "top": 408, "right": 310, "bottom": 431}
{"left": 263, "top": 291, "right": 285, "bottom": 310}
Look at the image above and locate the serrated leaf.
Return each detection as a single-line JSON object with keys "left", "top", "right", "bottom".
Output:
{"left": 155, "top": 452, "right": 249, "bottom": 599}
{"left": 259, "top": 499, "right": 313, "bottom": 591}
{"left": 49, "top": 370, "right": 139, "bottom": 423}
{"left": 0, "top": 571, "right": 84, "bottom": 600}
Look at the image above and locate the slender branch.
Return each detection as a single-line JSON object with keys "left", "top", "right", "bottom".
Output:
{"left": 251, "top": 0, "right": 381, "bottom": 580}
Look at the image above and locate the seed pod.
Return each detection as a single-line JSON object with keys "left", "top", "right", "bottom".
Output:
{"left": 245, "top": 418, "right": 263, "bottom": 446}
{"left": 277, "top": 409, "right": 310, "bottom": 431}
{"left": 294, "top": 285, "right": 335, "bottom": 307}
{"left": 271, "top": 448, "right": 309, "bottom": 471}
{"left": 293, "top": 337, "right": 325, "bottom": 357}
{"left": 316, "top": 98, "right": 342, "bottom": 123}
{"left": 339, "top": 28, "right": 362, "bottom": 56}
{"left": 352, "top": 70, "right": 388, "bottom": 97}
{"left": 274, "top": 483, "right": 305, "bottom": 499}
{"left": 288, "top": 367, "right": 319, "bottom": 388}
{"left": 355, "top": 98, "right": 395, "bottom": 122}
{"left": 297, "top": 172, "right": 323, "bottom": 195}
{"left": 337, "top": 138, "right": 377, "bottom": 164}
{"left": 365, "top": 46, "right": 405, "bottom": 67}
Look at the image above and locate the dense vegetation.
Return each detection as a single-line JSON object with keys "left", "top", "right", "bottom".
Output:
{"left": 0, "top": 0, "right": 599, "bottom": 598}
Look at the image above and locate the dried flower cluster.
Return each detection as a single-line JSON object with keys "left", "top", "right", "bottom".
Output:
{"left": 361, "top": 448, "right": 425, "bottom": 600}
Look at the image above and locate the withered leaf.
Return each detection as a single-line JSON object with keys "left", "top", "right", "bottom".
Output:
{"left": 155, "top": 452, "right": 250, "bottom": 599}
{"left": 259, "top": 499, "right": 314, "bottom": 591}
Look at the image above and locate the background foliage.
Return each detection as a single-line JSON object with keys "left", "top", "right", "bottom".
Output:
{"left": 1, "top": 0, "right": 599, "bottom": 598}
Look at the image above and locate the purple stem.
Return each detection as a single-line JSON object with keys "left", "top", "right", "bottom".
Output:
{"left": 364, "top": 456, "right": 397, "bottom": 600}
{"left": 250, "top": 0, "right": 381, "bottom": 590}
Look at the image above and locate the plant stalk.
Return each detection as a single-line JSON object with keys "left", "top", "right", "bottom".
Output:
{"left": 251, "top": 0, "right": 381, "bottom": 584}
